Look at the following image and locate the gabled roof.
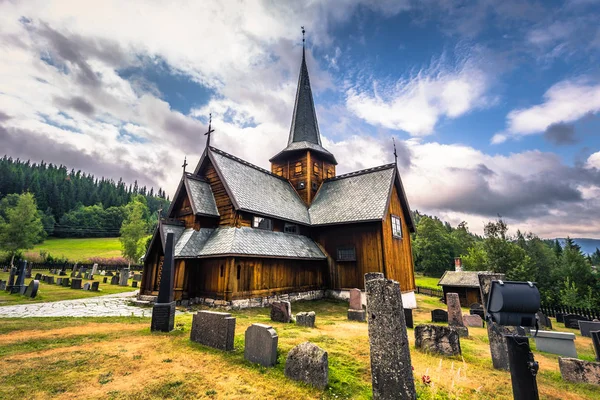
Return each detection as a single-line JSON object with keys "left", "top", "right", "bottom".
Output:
{"left": 173, "top": 226, "right": 326, "bottom": 260}
{"left": 185, "top": 175, "right": 219, "bottom": 217}
{"left": 309, "top": 164, "right": 395, "bottom": 225}
{"left": 208, "top": 147, "right": 311, "bottom": 225}
{"left": 438, "top": 271, "right": 490, "bottom": 288}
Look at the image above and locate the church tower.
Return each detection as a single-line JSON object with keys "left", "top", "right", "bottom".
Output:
{"left": 270, "top": 34, "right": 337, "bottom": 205}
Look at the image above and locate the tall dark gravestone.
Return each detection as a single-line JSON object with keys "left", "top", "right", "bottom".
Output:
{"left": 591, "top": 330, "right": 600, "bottom": 362}
{"left": 365, "top": 272, "right": 416, "bottom": 399}
{"left": 478, "top": 273, "right": 512, "bottom": 370}
{"left": 151, "top": 232, "right": 176, "bottom": 332}
{"left": 10, "top": 260, "right": 27, "bottom": 294}
{"left": 7, "top": 264, "right": 17, "bottom": 292}
{"left": 505, "top": 336, "right": 539, "bottom": 400}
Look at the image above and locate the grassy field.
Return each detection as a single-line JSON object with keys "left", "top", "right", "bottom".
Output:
{"left": 414, "top": 273, "right": 442, "bottom": 289}
{"left": 23, "top": 237, "right": 124, "bottom": 262}
{"left": 0, "top": 271, "right": 137, "bottom": 306}
{"left": 0, "top": 294, "right": 598, "bottom": 399}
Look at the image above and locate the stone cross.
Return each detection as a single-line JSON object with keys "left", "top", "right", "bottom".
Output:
{"left": 479, "top": 273, "right": 512, "bottom": 370}
{"left": 151, "top": 232, "right": 176, "bottom": 332}
{"left": 365, "top": 272, "right": 416, "bottom": 399}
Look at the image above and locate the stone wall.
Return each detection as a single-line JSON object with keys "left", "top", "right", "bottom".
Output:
{"left": 177, "top": 290, "right": 325, "bottom": 310}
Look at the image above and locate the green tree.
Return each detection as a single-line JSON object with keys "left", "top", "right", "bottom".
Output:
{"left": 119, "top": 196, "right": 150, "bottom": 267}
{"left": 0, "top": 192, "right": 45, "bottom": 266}
{"left": 413, "top": 216, "right": 455, "bottom": 277}
{"left": 462, "top": 242, "right": 489, "bottom": 271}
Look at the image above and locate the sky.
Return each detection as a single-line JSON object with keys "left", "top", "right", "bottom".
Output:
{"left": 1, "top": 0, "right": 600, "bottom": 238}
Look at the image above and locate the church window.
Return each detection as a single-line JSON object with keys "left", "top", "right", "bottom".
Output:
{"left": 313, "top": 162, "right": 320, "bottom": 176}
{"left": 275, "top": 166, "right": 283, "bottom": 176}
{"left": 295, "top": 162, "right": 302, "bottom": 175}
{"left": 253, "top": 216, "right": 273, "bottom": 230}
{"left": 337, "top": 246, "right": 356, "bottom": 262}
{"left": 391, "top": 215, "right": 402, "bottom": 239}
{"left": 284, "top": 223, "right": 298, "bottom": 234}
{"left": 237, "top": 265, "right": 241, "bottom": 280}
{"left": 327, "top": 169, "right": 334, "bottom": 179}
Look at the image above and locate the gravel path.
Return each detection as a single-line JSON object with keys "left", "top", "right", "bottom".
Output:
{"left": 0, "top": 291, "right": 151, "bottom": 318}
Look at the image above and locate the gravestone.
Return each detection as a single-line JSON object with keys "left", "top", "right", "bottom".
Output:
{"left": 470, "top": 303, "right": 485, "bottom": 319}
{"left": 0, "top": 280, "right": 6, "bottom": 291}
{"left": 84, "top": 272, "right": 90, "bottom": 280}
{"left": 119, "top": 268, "right": 130, "bottom": 286}
{"left": 132, "top": 281, "right": 138, "bottom": 288}
{"left": 591, "top": 331, "right": 600, "bottom": 362}
{"left": 349, "top": 288, "right": 362, "bottom": 310}
{"left": 71, "top": 278, "right": 82, "bottom": 290}
{"left": 534, "top": 331, "right": 577, "bottom": 357}
{"left": 70, "top": 271, "right": 76, "bottom": 278}
{"left": 103, "top": 277, "right": 108, "bottom": 283}
{"left": 579, "top": 321, "right": 600, "bottom": 337}
{"left": 447, "top": 293, "right": 468, "bottom": 337}
{"left": 10, "top": 260, "right": 27, "bottom": 294}
{"left": 463, "top": 314, "right": 484, "bottom": 327}
{"left": 244, "top": 323, "right": 278, "bottom": 367}
{"left": 536, "top": 311, "right": 552, "bottom": 329}
{"left": 62, "top": 278, "right": 70, "bottom": 287}
{"left": 83, "top": 283, "right": 91, "bottom": 290}
{"left": 23, "top": 280, "right": 39, "bottom": 298}
{"left": 110, "top": 275, "right": 119, "bottom": 285}
{"left": 7, "top": 265, "right": 17, "bottom": 291}
{"left": 34, "top": 273, "right": 42, "bottom": 280}
{"left": 151, "top": 232, "right": 177, "bottom": 332}
{"left": 133, "top": 273, "right": 142, "bottom": 281}
{"left": 91, "top": 281, "right": 99, "bottom": 291}
{"left": 431, "top": 309, "right": 448, "bottom": 323}
{"left": 284, "top": 342, "right": 328, "bottom": 390}
{"left": 91, "top": 263, "right": 98, "bottom": 276}
{"left": 190, "top": 310, "right": 236, "bottom": 351}
{"left": 556, "top": 313, "right": 564, "bottom": 323}
{"left": 365, "top": 272, "right": 416, "bottom": 399}
{"left": 348, "top": 309, "right": 366, "bottom": 322}
{"left": 558, "top": 357, "right": 600, "bottom": 385}
{"left": 296, "top": 311, "right": 316, "bottom": 327}
{"left": 271, "top": 301, "right": 292, "bottom": 323}
{"left": 56, "top": 278, "right": 63, "bottom": 285}
{"left": 25, "top": 263, "right": 32, "bottom": 278}
{"left": 479, "top": 273, "right": 512, "bottom": 370}
{"left": 106, "top": 271, "right": 114, "bottom": 276}
{"left": 564, "top": 314, "right": 590, "bottom": 329}
{"left": 47, "top": 276, "right": 55, "bottom": 285}
{"left": 415, "top": 324, "right": 461, "bottom": 356}
{"left": 404, "top": 308, "right": 414, "bottom": 329}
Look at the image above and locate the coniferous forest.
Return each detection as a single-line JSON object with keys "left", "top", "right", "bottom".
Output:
{"left": 0, "top": 156, "right": 170, "bottom": 237}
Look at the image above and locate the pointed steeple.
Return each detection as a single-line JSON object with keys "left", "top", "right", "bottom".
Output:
{"left": 288, "top": 31, "right": 321, "bottom": 146}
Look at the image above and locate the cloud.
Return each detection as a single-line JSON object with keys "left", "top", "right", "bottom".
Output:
{"left": 544, "top": 122, "right": 578, "bottom": 145}
{"left": 494, "top": 78, "right": 600, "bottom": 143}
{"left": 345, "top": 51, "right": 493, "bottom": 136}
{"left": 54, "top": 96, "right": 96, "bottom": 117}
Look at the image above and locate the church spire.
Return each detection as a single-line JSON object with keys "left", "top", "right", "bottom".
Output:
{"left": 288, "top": 27, "right": 321, "bottom": 146}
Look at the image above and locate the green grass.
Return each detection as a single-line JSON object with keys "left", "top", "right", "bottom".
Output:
{"left": 24, "top": 237, "right": 124, "bottom": 262}
{"left": 414, "top": 272, "right": 442, "bottom": 289}
{"left": 0, "top": 271, "right": 137, "bottom": 306}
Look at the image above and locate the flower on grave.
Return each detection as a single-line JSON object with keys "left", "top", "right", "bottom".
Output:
{"left": 422, "top": 375, "right": 431, "bottom": 385}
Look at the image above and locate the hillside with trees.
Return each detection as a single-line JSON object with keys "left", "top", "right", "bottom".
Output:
{"left": 0, "top": 156, "right": 170, "bottom": 237}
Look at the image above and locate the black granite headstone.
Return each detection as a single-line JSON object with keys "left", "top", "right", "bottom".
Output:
{"left": 103, "top": 277, "right": 108, "bottom": 283}
{"left": 132, "top": 281, "right": 138, "bottom": 288}
{"left": 24, "top": 280, "right": 39, "bottom": 298}
{"left": 564, "top": 314, "right": 590, "bottom": 329}
{"left": 62, "top": 278, "right": 70, "bottom": 287}
{"left": 71, "top": 278, "right": 82, "bottom": 290}
{"left": 110, "top": 275, "right": 119, "bottom": 285}
{"left": 0, "top": 280, "right": 6, "bottom": 291}
{"left": 34, "top": 273, "right": 42, "bottom": 280}
{"left": 91, "top": 281, "right": 100, "bottom": 291}
{"left": 151, "top": 232, "right": 176, "bottom": 332}
{"left": 10, "top": 260, "right": 27, "bottom": 294}
{"left": 556, "top": 313, "right": 564, "bottom": 323}
{"left": 591, "top": 330, "right": 600, "bottom": 362}
{"left": 431, "top": 309, "right": 448, "bottom": 323}
{"left": 404, "top": 308, "right": 414, "bottom": 329}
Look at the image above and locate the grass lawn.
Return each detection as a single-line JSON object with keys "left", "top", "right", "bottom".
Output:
{"left": 0, "top": 294, "right": 598, "bottom": 399}
{"left": 0, "top": 271, "right": 137, "bottom": 306}
{"left": 23, "top": 237, "right": 124, "bottom": 262}
{"left": 414, "top": 272, "right": 442, "bottom": 289}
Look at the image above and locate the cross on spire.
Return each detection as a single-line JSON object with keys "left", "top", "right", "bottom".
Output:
{"left": 392, "top": 137, "right": 398, "bottom": 165}
{"left": 204, "top": 113, "right": 215, "bottom": 148}
{"left": 157, "top": 207, "right": 163, "bottom": 220}
{"left": 182, "top": 156, "right": 188, "bottom": 173}
{"left": 302, "top": 26, "right": 305, "bottom": 47}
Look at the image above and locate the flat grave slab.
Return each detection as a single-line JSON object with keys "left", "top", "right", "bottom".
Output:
{"left": 534, "top": 330, "right": 577, "bottom": 358}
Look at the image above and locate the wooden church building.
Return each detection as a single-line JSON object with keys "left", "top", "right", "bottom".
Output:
{"left": 141, "top": 42, "right": 417, "bottom": 306}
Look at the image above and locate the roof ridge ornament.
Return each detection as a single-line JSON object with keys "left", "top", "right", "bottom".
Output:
{"left": 204, "top": 113, "right": 215, "bottom": 148}
{"left": 182, "top": 156, "right": 188, "bottom": 173}
{"left": 392, "top": 137, "right": 398, "bottom": 165}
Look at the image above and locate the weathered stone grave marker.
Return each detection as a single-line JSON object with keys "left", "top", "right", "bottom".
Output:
{"left": 446, "top": 293, "right": 468, "bottom": 337}
{"left": 190, "top": 310, "right": 236, "bottom": 351}
{"left": 559, "top": 357, "right": 600, "bottom": 385}
{"left": 119, "top": 268, "right": 129, "bottom": 286}
{"left": 56, "top": 278, "right": 63, "bottom": 285}
{"left": 536, "top": 311, "right": 552, "bottom": 329}
{"left": 132, "top": 281, "right": 138, "bottom": 288}
{"left": 133, "top": 273, "right": 142, "bottom": 281}
{"left": 431, "top": 309, "right": 448, "bottom": 323}
{"left": 47, "top": 276, "right": 55, "bottom": 285}
{"left": 578, "top": 321, "right": 600, "bottom": 337}
{"left": 91, "top": 263, "right": 98, "bottom": 276}
{"left": 71, "top": 278, "right": 82, "bottom": 290}
{"left": 110, "top": 275, "right": 119, "bottom": 285}
{"left": 348, "top": 288, "right": 366, "bottom": 321}
{"left": 479, "top": 273, "right": 512, "bottom": 370}
{"left": 91, "top": 281, "right": 99, "bottom": 291}
{"left": 151, "top": 231, "right": 176, "bottom": 332}
{"left": 271, "top": 301, "right": 292, "bottom": 323}
{"left": 415, "top": 324, "right": 461, "bottom": 356}
{"left": 0, "top": 280, "right": 6, "bottom": 291}
{"left": 365, "top": 272, "right": 416, "bottom": 399}
{"left": 83, "top": 283, "right": 91, "bottom": 291}
{"left": 463, "top": 314, "right": 484, "bottom": 327}
{"left": 24, "top": 280, "right": 39, "bottom": 298}
{"left": 244, "top": 323, "right": 278, "bottom": 367}
{"left": 284, "top": 342, "right": 328, "bottom": 390}
{"left": 62, "top": 278, "right": 70, "bottom": 287}
{"left": 34, "top": 273, "right": 42, "bottom": 280}
{"left": 296, "top": 311, "right": 316, "bottom": 327}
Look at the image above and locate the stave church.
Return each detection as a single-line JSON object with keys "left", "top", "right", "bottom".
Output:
{"left": 141, "top": 38, "right": 417, "bottom": 307}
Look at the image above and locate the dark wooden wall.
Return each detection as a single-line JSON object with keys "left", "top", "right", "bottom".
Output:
{"left": 313, "top": 222, "right": 384, "bottom": 289}
{"left": 382, "top": 184, "right": 416, "bottom": 293}
{"left": 443, "top": 286, "right": 481, "bottom": 307}
{"left": 204, "top": 162, "right": 235, "bottom": 226}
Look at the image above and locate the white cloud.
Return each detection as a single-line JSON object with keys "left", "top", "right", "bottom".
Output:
{"left": 345, "top": 53, "right": 492, "bottom": 136}
{"left": 494, "top": 78, "right": 600, "bottom": 143}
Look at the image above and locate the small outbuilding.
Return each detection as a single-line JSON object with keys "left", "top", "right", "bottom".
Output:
{"left": 438, "top": 271, "right": 484, "bottom": 307}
